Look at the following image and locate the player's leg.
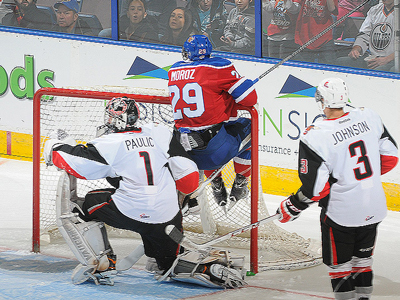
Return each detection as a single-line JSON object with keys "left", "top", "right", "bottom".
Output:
{"left": 351, "top": 223, "right": 379, "bottom": 300}
{"left": 138, "top": 211, "right": 184, "bottom": 272}
{"left": 321, "top": 214, "right": 356, "bottom": 300}
{"left": 82, "top": 189, "right": 123, "bottom": 269}
{"left": 56, "top": 173, "right": 116, "bottom": 284}
{"left": 204, "top": 169, "right": 228, "bottom": 206}
{"left": 228, "top": 117, "right": 252, "bottom": 205}
{"left": 84, "top": 188, "right": 184, "bottom": 273}
{"left": 230, "top": 148, "right": 251, "bottom": 203}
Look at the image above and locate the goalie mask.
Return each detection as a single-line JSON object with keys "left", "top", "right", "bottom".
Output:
{"left": 315, "top": 78, "right": 349, "bottom": 112}
{"left": 104, "top": 97, "right": 139, "bottom": 132}
{"left": 182, "top": 35, "right": 212, "bottom": 61}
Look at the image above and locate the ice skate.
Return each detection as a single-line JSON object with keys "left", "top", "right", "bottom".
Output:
{"left": 181, "top": 195, "right": 201, "bottom": 216}
{"left": 211, "top": 177, "right": 227, "bottom": 210}
{"left": 228, "top": 174, "right": 249, "bottom": 211}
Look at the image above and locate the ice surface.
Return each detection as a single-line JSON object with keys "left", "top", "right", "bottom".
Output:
{"left": 1, "top": 158, "right": 399, "bottom": 299}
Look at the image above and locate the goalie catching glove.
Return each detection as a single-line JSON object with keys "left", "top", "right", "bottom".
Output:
{"left": 277, "top": 193, "right": 309, "bottom": 223}
{"left": 43, "top": 129, "right": 76, "bottom": 166}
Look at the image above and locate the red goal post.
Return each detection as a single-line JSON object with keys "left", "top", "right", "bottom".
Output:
{"left": 32, "top": 87, "right": 261, "bottom": 272}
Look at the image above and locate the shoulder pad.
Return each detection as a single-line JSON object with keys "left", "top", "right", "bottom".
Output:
{"left": 302, "top": 125, "right": 318, "bottom": 136}
{"left": 192, "top": 57, "right": 232, "bottom": 67}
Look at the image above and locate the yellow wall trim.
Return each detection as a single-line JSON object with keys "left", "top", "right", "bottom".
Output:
{"left": 0, "top": 130, "right": 32, "bottom": 160}
{"left": 260, "top": 165, "right": 400, "bottom": 212}
{"left": 1, "top": 130, "right": 399, "bottom": 211}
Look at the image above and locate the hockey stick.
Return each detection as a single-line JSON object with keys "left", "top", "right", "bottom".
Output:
{"left": 253, "top": 0, "right": 372, "bottom": 84}
{"left": 165, "top": 213, "right": 280, "bottom": 253}
{"left": 115, "top": 244, "right": 145, "bottom": 272}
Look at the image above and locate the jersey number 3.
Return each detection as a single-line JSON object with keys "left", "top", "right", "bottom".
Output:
{"left": 349, "top": 140, "right": 373, "bottom": 180}
{"left": 169, "top": 83, "right": 205, "bottom": 120}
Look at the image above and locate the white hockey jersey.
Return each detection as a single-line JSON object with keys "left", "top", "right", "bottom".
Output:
{"left": 354, "top": 3, "right": 394, "bottom": 57}
{"left": 52, "top": 123, "right": 199, "bottom": 224}
{"left": 298, "top": 108, "right": 398, "bottom": 227}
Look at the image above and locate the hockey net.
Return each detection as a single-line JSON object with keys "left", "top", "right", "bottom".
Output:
{"left": 33, "top": 87, "right": 321, "bottom": 272}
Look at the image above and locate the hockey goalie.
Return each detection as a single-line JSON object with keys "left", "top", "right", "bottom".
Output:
{"left": 43, "top": 96, "right": 247, "bottom": 288}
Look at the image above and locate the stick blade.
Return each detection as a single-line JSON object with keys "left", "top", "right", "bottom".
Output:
{"left": 165, "top": 224, "right": 184, "bottom": 244}
{"left": 116, "top": 244, "right": 145, "bottom": 271}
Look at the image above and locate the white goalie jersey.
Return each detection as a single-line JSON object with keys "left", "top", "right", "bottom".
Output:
{"left": 51, "top": 123, "right": 199, "bottom": 224}
{"left": 297, "top": 107, "right": 398, "bottom": 227}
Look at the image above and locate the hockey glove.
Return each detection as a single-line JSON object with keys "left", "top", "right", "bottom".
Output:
{"left": 43, "top": 129, "right": 76, "bottom": 166}
{"left": 277, "top": 194, "right": 308, "bottom": 223}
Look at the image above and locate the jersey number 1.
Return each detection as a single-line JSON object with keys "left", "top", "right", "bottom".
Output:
{"left": 139, "top": 151, "right": 154, "bottom": 185}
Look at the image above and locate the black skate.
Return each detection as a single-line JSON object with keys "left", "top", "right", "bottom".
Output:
{"left": 211, "top": 177, "right": 227, "bottom": 208}
{"left": 107, "top": 254, "right": 117, "bottom": 271}
{"left": 228, "top": 174, "right": 249, "bottom": 211}
{"left": 181, "top": 195, "right": 201, "bottom": 216}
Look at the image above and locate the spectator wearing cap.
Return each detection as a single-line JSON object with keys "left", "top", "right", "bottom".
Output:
{"left": 52, "top": 0, "right": 93, "bottom": 35}
{"left": 2, "top": 0, "right": 53, "bottom": 30}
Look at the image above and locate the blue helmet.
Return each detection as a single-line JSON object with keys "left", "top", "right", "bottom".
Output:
{"left": 182, "top": 35, "right": 212, "bottom": 61}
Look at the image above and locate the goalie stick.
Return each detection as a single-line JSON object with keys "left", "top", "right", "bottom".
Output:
{"left": 252, "top": 0, "right": 372, "bottom": 84}
{"left": 115, "top": 244, "right": 145, "bottom": 272}
{"left": 165, "top": 213, "right": 280, "bottom": 254}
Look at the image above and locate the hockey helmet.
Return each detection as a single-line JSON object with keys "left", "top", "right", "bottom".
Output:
{"left": 182, "top": 35, "right": 212, "bottom": 61}
{"left": 104, "top": 97, "right": 140, "bottom": 132}
{"left": 315, "top": 78, "right": 349, "bottom": 109}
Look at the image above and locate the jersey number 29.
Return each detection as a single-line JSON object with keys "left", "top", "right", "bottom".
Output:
{"left": 169, "top": 83, "right": 205, "bottom": 120}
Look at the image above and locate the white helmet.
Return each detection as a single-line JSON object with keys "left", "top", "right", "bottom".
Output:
{"left": 315, "top": 78, "right": 349, "bottom": 109}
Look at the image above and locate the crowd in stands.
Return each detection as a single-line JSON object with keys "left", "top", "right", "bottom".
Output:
{"left": 0, "top": 0, "right": 397, "bottom": 72}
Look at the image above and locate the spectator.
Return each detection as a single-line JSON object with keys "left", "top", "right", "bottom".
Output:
{"left": 1, "top": 0, "right": 53, "bottom": 30}
{"left": 52, "top": 0, "right": 93, "bottom": 35}
{"left": 188, "top": 0, "right": 227, "bottom": 47}
{"left": 334, "top": 0, "right": 367, "bottom": 39}
{"left": 338, "top": 0, "right": 372, "bottom": 18}
{"left": 294, "top": 0, "right": 338, "bottom": 64}
{"left": 120, "top": 0, "right": 176, "bottom": 38}
{"left": 120, "top": 0, "right": 159, "bottom": 43}
{"left": 263, "top": 0, "right": 300, "bottom": 59}
{"left": 161, "top": 7, "right": 197, "bottom": 46}
{"left": 336, "top": 0, "right": 395, "bottom": 72}
{"left": 0, "top": 0, "right": 11, "bottom": 23}
{"left": 219, "top": 0, "right": 255, "bottom": 55}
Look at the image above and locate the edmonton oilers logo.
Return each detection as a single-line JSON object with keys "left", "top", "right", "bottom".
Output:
{"left": 371, "top": 23, "right": 392, "bottom": 51}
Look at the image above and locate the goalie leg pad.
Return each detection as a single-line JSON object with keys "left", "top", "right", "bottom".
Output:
{"left": 171, "top": 273, "right": 224, "bottom": 289}
{"left": 71, "top": 264, "right": 97, "bottom": 285}
{"left": 56, "top": 172, "right": 112, "bottom": 272}
{"left": 168, "top": 250, "right": 247, "bottom": 289}
{"left": 208, "top": 264, "right": 247, "bottom": 288}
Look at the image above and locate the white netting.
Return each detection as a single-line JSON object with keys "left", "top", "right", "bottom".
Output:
{"left": 36, "top": 87, "right": 322, "bottom": 271}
